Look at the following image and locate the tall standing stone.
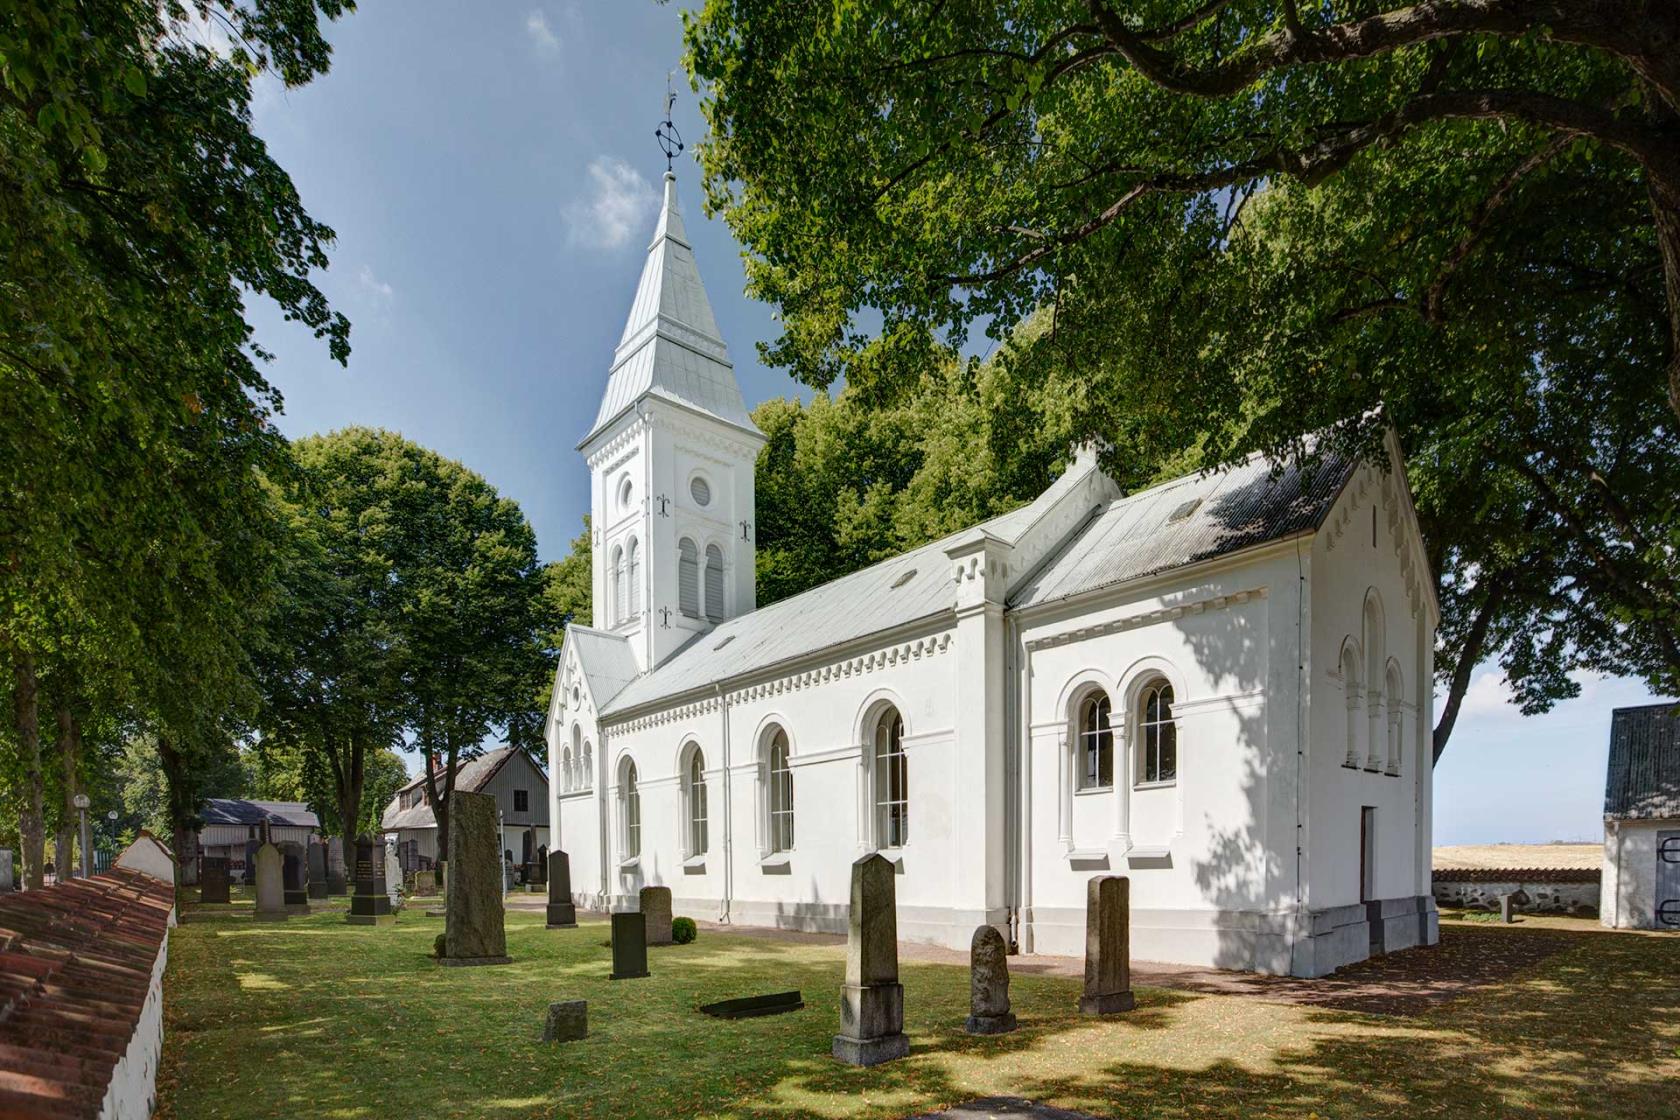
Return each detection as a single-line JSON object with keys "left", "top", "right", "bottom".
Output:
{"left": 609, "top": 912, "right": 648, "bottom": 980}
{"left": 347, "top": 835, "right": 394, "bottom": 926}
{"left": 965, "top": 925, "right": 1016, "bottom": 1034}
{"left": 253, "top": 843, "right": 287, "bottom": 921}
{"left": 280, "top": 842, "right": 310, "bottom": 913}
{"left": 384, "top": 836, "right": 404, "bottom": 910}
{"left": 1079, "top": 875, "right": 1135, "bottom": 1015}
{"left": 639, "top": 885, "right": 673, "bottom": 945}
{"left": 546, "top": 849, "right": 577, "bottom": 929}
{"left": 199, "top": 857, "right": 231, "bottom": 904}
{"left": 442, "top": 791, "right": 510, "bottom": 966}
{"left": 832, "top": 853, "right": 909, "bottom": 1066}
{"left": 327, "top": 836, "right": 348, "bottom": 895}
{"left": 307, "top": 842, "right": 328, "bottom": 900}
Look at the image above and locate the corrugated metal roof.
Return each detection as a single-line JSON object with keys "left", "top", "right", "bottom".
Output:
{"left": 200, "top": 799, "right": 319, "bottom": 828}
{"left": 581, "top": 172, "right": 759, "bottom": 447}
{"left": 1604, "top": 702, "right": 1680, "bottom": 820}
{"left": 1011, "top": 449, "right": 1353, "bottom": 608}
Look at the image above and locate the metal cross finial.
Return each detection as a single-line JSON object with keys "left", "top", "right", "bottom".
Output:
{"left": 656, "top": 70, "right": 684, "bottom": 173}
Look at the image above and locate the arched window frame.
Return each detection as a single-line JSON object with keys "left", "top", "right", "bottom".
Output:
{"left": 626, "top": 537, "right": 641, "bottom": 618}
{"left": 677, "top": 537, "right": 700, "bottom": 618}
{"left": 1135, "top": 678, "right": 1178, "bottom": 787}
{"left": 872, "top": 706, "right": 909, "bottom": 849}
{"left": 581, "top": 741, "right": 592, "bottom": 790}
{"left": 1363, "top": 589, "right": 1386, "bottom": 770}
{"left": 561, "top": 746, "right": 573, "bottom": 793}
{"left": 610, "top": 544, "right": 625, "bottom": 626}
{"left": 1075, "top": 689, "right": 1114, "bottom": 791}
{"left": 681, "top": 742, "right": 708, "bottom": 859}
{"left": 1340, "top": 638, "right": 1363, "bottom": 767}
{"left": 617, "top": 757, "right": 640, "bottom": 862}
{"left": 1384, "top": 659, "right": 1404, "bottom": 776}
{"left": 704, "top": 543, "right": 726, "bottom": 622}
{"left": 765, "top": 727, "right": 794, "bottom": 855}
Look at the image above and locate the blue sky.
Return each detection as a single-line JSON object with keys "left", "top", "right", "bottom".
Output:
{"left": 232, "top": 2, "right": 1667, "bottom": 845}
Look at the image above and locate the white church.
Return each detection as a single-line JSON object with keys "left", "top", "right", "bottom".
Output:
{"left": 547, "top": 170, "right": 1439, "bottom": 978}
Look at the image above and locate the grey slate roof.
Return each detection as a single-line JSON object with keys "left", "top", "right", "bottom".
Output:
{"left": 1011, "top": 448, "right": 1353, "bottom": 608}
{"left": 1604, "top": 702, "right": 1680, "bottom": 821}
{"left": 566, "top": 626, "right": 640, "bottom": 709}
{"left": 201, "top": 799, "right": 318, "bottom": 829}
{"left": 581, "top": 172, "right": 760, "bottom": 447}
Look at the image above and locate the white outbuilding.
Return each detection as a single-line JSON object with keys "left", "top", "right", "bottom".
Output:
{"left": 547, "top": 169, "right": 1441, "bottom": 977}
{"left": 1602, "top": 702, "right": 1680, "bottom": 929}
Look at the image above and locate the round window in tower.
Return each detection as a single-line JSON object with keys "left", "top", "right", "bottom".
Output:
{"left": 618, "top": 476, "right": 634, "bottom": 512}
{"left": 690, "top": 476, "right": 712, "bottom": 507}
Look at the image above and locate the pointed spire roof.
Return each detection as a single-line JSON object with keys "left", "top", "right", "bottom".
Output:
{"left": 580, "top": 172, "right": 761, "bottom": 449}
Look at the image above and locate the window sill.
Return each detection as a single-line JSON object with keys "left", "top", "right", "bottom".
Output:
{"left": 758, "top": 853, "right": 791, "bottom": 870}
{"left": 1065, "top": 848, "right": 1109, "bottom": 864}
{"left": 1126, "top": 846, "right": 1172, "bottom": 865}
{"left": 617, "top": 856, "right": 640, "bottom": 872}
{"left": 682, "top": 855, "right": 707, "bottom": 871}
{"left": 1133, "top": 780, "right": 1177, "bottom": 791}
{"left": 1073, "top": 785, "right": 1114, "bottom": 797}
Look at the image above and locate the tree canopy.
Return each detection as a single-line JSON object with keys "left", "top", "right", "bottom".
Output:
{"left": 684, "top": 0, "right": 1680, "bottom": 759}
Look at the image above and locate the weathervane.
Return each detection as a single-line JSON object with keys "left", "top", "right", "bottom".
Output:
{"left": 656, "top": 70, "right": 684, "bottom": 173}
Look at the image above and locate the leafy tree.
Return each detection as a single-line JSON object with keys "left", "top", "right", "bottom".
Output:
{"left": 685, "top": 1, "right": 1680, "bottom": 760}
{"left": 1, "top": 1, "right": 353, "bottom": 880}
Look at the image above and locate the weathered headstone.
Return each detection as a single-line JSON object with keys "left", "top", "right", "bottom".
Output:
{"left": 326, "top": 836, "right": 348, "bottom": 895}
{"left": 243, "top": 838, "right": 260, "bottom": 885}
{"left": 965, "top": 925, "right": 1017, "bottom": 1034}
{"left": 347, "top": 835, "right": 395, "bottom": 926}
{"left": 280, "top": 841, "right": 310, "bottom": 913}
{"left": 384, "top": 836, "right": 404, "bottom": 910}
{"left": 1500, "top": 892, "right": 1517, "bottom": 923}
{"left": 442, "top": 791, "right": 510, "bottom": 965}
{"left": 199, "top": 857, "right": 231, "bottom": 904}
{"left": 609, "top": 911, "right": 648, "bottom": 980}
{"left": 534, "top": 848, "right": 548, "bottom": 885}
{"left": 832, "top": 853, "right": 909, "bottom": 1066}
{"left": 0, "top": 848, "right": 15, "bottom": 892}
{"left": 542, "top": 1000, "right": 587, "bottom": 1043}
{"left": 253, "top": 843, "right": 287, "bottom": 921}
{"left": 1079, "top": 875, "right": 1135, "bottom": 1015}
{"left": 640, "top": 885, "right": 673, "bottom": 946}
{"left": 546, "top": 849, "right": 577, "bottom": 928}
{"left": 412, "top": 870, "right": 438, "bottom": 896}
{"left": 307, "top": 842, "right": 328, "bottom": 900}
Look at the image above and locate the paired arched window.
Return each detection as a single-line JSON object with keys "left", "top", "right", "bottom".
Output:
{"left": 766, "top": 729, "right": 794, "bottom": 853}
{"left": 1077, "top": 693, "right": 1114, "bottom": 790}
{"left": 610, "top": 545, "right": 625, "bottom": 625}
{"left": 678, "top": 537, "right": 700, "bottom": 618}
{"left": 1137, "top": 680, "right": 1176, "bottom": 785}
{"left": 626, "top": 538, "right": 641, "bottom": 618}
{"left": 685, "top": 747, "right": 709, "bottom": 857}
{"left": 581, "top": 741, "right": 592, "bottom": 789}
{"left": 704, "top": 544, "right": 725, "bottom": 621}
{"left": 620, "top": 760, "right": 641, "bottom": 859}
{"left": 561, "top": 747, "right": 573, "bottom": 792}
{"left": 1363, "top": 591, "right": 1385, "bottom": 770}
{"left": 1385, "top": 661, "right": 1404, "bottom": 775}
{"left": 873, "top": 707, "right": 908, "bottom": 848}
{"left": 1341, "top": 641, "right": 1362, "bottom": 767}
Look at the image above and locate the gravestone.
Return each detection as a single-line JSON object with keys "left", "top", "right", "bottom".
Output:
{"left": 640, "top": 885, "right": 673, "bottom": 945}
{"left": 307, "top": 842, "right": 328, "bottom": 900}
{"left": 384, "top": 836, "right": 404, "bottom": 910}
{"left": 534, "top": 847, "right": 548, "bottom": 885}
{"left": 832, "top": 853, "right": 909, "bottom": 1066}
{"left": 199, "top": 857, "right": 231, "bottom": 904}
{"left": 280, "top": 842, "right": 310, "bottom": 913}
{"left": 543, "top": 1000, "right": 587, "bottom": 1043}
{"left": 609, "top": 911, "right": 649, "bottom": 980}
{"left": 253, "top": 843, "right": 287, "bottom": 921}
{"left": 0, "top": 848, "right": 14, "bottom": 892}
{"left": 965, "top": 925, "right": 1016, "bottom": 1034}
{"left": 546, "top": 849, "right": 577, "bottom": 928}
{"left": 1079, "top": 875, "right": 1135, "bottom": 1015}
{"left": 347, "top": 835, "right": 395, "bottom": 926}
{"left": 412, "top": 870, "right": 438, "bottom": 896}
{"left": 442, "top": 791, "right": 510, "bottom": 965}
{"left": 243, "top": 838, "right": 260, "bottom": 885}
{"left": 1500, "top": 892, "right": 1519, "bottom": 923}
{"left": 327, "top": 836, "right": 348, "bottom": 895}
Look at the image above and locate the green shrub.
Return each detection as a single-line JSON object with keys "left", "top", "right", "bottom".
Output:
{"left": 433, "top": 933, "right": 447, "bottom": 958}
{"left": 672, "top": 916, "right": 697, "bottom": 944}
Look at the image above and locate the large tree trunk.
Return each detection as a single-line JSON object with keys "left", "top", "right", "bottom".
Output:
{"left": 13, "top": 653, "right": 45, "bottom": 889}
{"left": 423, "top": 746, "right": 456, "bottom": 863}
{"left": 333, "top": 732, "right": 366, "bottom": 879}
{"left": 155, "top": 732, "right": 199, "bottom": 886}
{"left": 55, "top": 700, "right": 79, "bottom": 878}
{"left": 1649, "top": 172, "right": 1680, "bottom": 424}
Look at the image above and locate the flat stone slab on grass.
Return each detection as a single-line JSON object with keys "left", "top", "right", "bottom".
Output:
{"left": 906, "top": 1099, "right": 1105, "bottom": 1120}
{"left": 699, "top": 991, "right": 803, "bottom": 1019}
{"left": 543, "top": 1000, "right": 587, "bottom": 1042}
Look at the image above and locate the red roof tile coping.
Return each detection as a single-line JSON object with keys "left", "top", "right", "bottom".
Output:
{"left": 1432, "top": 867, "right": 1602, "bottom": 883}
{"left": 0, "top": 869, "right": 174, "bottom": 1120}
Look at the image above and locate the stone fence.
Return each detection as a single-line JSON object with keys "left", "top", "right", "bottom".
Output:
{"left": 1431, "top": 867, "right": 1600, "bottom": 916}
{"left": 0, "top": 858, "right": 176, "bottom": 1118}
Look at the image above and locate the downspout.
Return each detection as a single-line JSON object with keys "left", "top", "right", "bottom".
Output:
{"left": 598, "top": 725, "right": 611, "bottom": 910}
{"left": 1007, "top": 612, "right": 1027, "bottom": 953}
{"left": 1293, "top": 535, "right": 1308, "bottom": 943}
{"left": 717, "top": 683, "right": 733, "bottom": 926}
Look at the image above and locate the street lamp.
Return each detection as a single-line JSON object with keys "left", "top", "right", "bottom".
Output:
{"left": 71, "top": 793, "right": 91, "bottom": 879}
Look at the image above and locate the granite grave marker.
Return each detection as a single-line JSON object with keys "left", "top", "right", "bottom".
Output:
{"left": 832, "top": 853, "right": 909, "bottom": 1066}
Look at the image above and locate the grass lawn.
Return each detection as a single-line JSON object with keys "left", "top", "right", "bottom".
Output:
{"left": 156, "top": 897, "right": 1680, "bottom": 1120}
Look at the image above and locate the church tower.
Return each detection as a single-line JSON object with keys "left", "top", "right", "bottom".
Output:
{"left": 578, "top": 170, "right": 764, "bottom": 673}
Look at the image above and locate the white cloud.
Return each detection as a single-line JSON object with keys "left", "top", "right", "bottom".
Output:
{"left": 357, "top": 264, "right": 395, "bottom": 303}
{"left": 1455, "top": 671, "right": 1517, "bottom": 720}
{"left": 565, "top": 157, "right": 658, "bottom": 250}
{"left": 526, "top": 9, "right": 560, "bottom": 54}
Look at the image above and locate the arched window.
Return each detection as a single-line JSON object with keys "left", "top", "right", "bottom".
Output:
{"left": 1137, "top": 680, "right": 1176, "bottom": 785}
{"left": 873, "top": 708, "right": 908, "bottom": 848}
{"left": 1385, "top": 661, "right": 1403, "bottom": 775}
{"left": 1363, "top": 592, "right": 1385, "bottom": 769}
{"left": 685, "top": 747, "right": 708, "bottom": 857}
{"left": 620, "top": 760, "right": 641, "bottom": 859}
{"left": 611, "top": 545, "right": 625, "bottom": 625}
{"left": 704, "top": 544, "right": 725, "bottom": 622}
{"left": 1077, "top": 693, "right": 1114, "bottom": 790}
{"left": 627, "top": 538, "right": 641, "bottom": 618}
{"left": 678, "top": 537, "right": 700, "bottom": 618}
{"left": 581, "top": 741, "right": 592, "bottom": 789}
{"left": 766, "top": 729, "right": 793, "bottom": 853}
{"left": 561, "top": 747, "right": 573, "bottom": 793}
{"left": 1341, "top": 642, "right": 1362, "bottom": 767}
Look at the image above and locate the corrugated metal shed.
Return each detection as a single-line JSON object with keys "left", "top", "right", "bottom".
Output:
{"left": 1604, "top": 702, "right": 1680, "bottom": 820}
{"left": 1011, "top": 449, "right": 1353, "bottom": 608}
{"left": 199, "top": 799, "right": 318, "bottom": 829}
{"left": 581, "top": 173, "right": 759, "bottom": 447}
